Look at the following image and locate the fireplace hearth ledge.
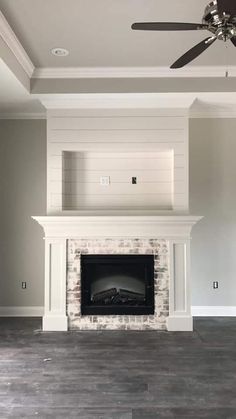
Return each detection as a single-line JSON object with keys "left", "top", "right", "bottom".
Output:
{"left": 32, "top": 215, "right": 202, "bottom": 332}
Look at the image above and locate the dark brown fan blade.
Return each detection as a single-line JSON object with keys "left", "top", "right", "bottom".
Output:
{"left": 231, "top": 37, "right": 236, "bottom": 46}
{"left": 131, "top": 22, "right": 207, "bottom": 31}
{"left": 217, "top": 0, "right": 236, "bottom": 16}
{"left": 170, "top": 36, "right": 217, "bottom": 69}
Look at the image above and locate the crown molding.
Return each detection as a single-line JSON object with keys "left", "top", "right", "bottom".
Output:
{"left": 0, "top": 112, "right": 46, "bottom": 120}
{"left": 0, "top": 10, "right": 35, "bottom": 78}
{"left": 190, "top": 106, "right": 236, "bottom": 118}
{"left": 0, "top": 105, "right": 235, "bottom": 120}
{"left": 37, "top": 92, "right": 195, "bottom": 110}
{"left": 1, "top": 109, "right": 234, "bottom": 119}
{"left": 32, "top": 66, "right": 236, "bottom": 79}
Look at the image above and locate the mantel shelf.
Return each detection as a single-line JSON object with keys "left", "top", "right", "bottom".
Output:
{"left": 32, "top": 215, "right": 203, "bottom": 239}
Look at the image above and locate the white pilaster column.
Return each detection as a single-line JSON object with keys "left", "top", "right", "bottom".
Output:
{"left": 43, "top": 238, "right": 68, "bottom": 331}
{"left": 167, "top": 239, "right": 193, "bottom": 331}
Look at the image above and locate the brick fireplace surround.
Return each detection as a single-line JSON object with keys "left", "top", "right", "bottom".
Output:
{"left": 67, "top": 238, "right": 169, "bottom": 330}
{"left": 33, "top": 215, "right": 201, "bottom": 332}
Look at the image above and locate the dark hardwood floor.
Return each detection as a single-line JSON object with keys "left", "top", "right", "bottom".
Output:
{"left": 0, "top": 317, "right": 236, "bottom": 419}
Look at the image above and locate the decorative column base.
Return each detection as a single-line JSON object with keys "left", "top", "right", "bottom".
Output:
{"left": 167, "top": 315, "right": 193, "bottom": 332}
{"left": 43, "top": 315, "right": 68, "bottom": 331}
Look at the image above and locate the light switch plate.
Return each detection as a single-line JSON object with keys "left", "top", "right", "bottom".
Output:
{"left": 100, "top": 176, "right": 110, "bottom": 186}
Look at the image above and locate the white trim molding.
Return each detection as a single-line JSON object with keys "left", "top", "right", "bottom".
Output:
{"left": 37, "top": 92, "right": 195, "bottom": 110}
{"left": 190, "top": 107, "right": 236, "bottom": 119}
{"left": 32, "top": 66, "right": 236, "bottom": 79}
{"left": 192, "top": 306, "right": 236, "bottom": 317}
{"left": 2, "top": 101, "right": 236, "bottom": 120}
{"left": 0, "top": 10, "right": 34, "bottom": 77}
{"left": 32, "top": 215, "right": 203, "bottom": 240}
{"left": 0, "top": 306, "right": 43, "bottom": 317}
{"left": 35, "top": 92, "right": 236, "bottom": 119}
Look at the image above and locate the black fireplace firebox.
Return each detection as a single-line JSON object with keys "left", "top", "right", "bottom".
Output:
{"left": 81, "top": 254, "right": 155, "bottom": 315}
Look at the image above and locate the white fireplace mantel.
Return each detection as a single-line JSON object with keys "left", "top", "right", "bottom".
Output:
{"left": 32, "top": 215, "right": 202, "bottom": 332}
{"left": 32, "top": 215, "right": 202, "bottom": 239}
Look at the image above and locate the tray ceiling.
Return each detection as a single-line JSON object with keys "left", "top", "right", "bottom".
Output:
{"left": 0, "top": 0, "right": 236, "bottom": 68}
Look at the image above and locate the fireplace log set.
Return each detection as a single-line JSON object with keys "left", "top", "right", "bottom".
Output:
{"left": 92, "top": 288, "right": 145, "bottom": 305}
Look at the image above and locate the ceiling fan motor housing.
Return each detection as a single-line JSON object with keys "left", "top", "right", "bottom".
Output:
{"left": 203, "top": 0, "right": 236, "bottom": 40}
{"left": 204, "top": 1, "right": 221, "bottom": 24}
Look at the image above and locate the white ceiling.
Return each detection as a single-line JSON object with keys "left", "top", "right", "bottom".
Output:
{"left": 0, "top": 0, "right": 236, "bottom": 68}
{"left": 1, "top": 0, "right": 236, "bottom": 116}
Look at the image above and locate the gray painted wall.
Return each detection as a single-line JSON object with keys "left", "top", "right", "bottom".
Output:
{"left": 190, "top": 118, "right": 236, "bottom": 306}
{"left": 0, "top": 118, "right": 235, "bottom": 307}
{"left": 0, "top": 120, "right": 46, "bottom": 307}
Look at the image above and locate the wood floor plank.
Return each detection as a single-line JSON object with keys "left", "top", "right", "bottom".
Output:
{"left": 0, "top": 317, "right": 236, "bottom": 418}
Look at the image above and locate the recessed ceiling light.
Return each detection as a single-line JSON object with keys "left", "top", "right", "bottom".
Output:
{"left": 51, "top": 48, "right": 69, "bottom": 57}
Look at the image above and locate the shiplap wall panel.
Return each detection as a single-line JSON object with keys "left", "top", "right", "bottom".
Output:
{"left": 50, "top": 142, "right": 185, "bottom": 155}
{"left": 52, "top": 156, "right": 180, "bottom": 171}
{"left": 60, "top": 151, "right": 173, "bottom": 209}
{"left": 56, "top": 194, "right": 173, "bottom": 210}
{"left": 47, "top": 109, "right": 189, "bottom": 214}
{"left": 48, "top": 108, "right": 187, "bottom": 117}
{"left": 51, "top": 194, "right": 185, "bottom": 210}
{"left": 48, "top": 129, "right": 185, "bottom": 144}
{"left": 48, "top": 116, "right": 186, "bottom": 131}
{"left": 63, "top": 170, "right": 173, "bottom": 184}
{"left": 51, "top": 169, "right": 175, "bottom": 183}
{"left": 62, "top": 183, "right": 173, "bottom": 195}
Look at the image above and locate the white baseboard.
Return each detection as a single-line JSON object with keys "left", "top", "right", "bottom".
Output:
{"left": 0, "top": 306, "right": 44, "bottom": 317}
{"left": 192, "top": 306, "right": 236, "bottom": 317}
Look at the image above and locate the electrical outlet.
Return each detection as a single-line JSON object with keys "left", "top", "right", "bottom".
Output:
{"left": 132, "top": 177, "right": 137, "bottom": 184}
{"left": 213, "top": 281, "right": 219, "bottom": 289}
{"left": 100, "top": 176, "right": 110, "bottom": 186}
{"left": 22, "top": 282, "right": 27, "bottom": 289}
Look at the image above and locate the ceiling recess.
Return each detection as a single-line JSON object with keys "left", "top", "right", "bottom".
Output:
{"left": 51, "top": 48, "right": 69, "bottom": 57}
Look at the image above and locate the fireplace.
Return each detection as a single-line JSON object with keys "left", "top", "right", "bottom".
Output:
{"left": 66, "top": 237, "right": 169, "bottom": 330}
{"left": 81, "top": 254, "right": 154, "bottom": 315}
{"left": 32, "top": 101, "right": 202, "bottom": 332}
{"left": 33, "top": 216, "right": 202, "bottom": 331}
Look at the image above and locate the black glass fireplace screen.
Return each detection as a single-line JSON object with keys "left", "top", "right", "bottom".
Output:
{"left": 81, "top": 254, "right": 154, "bottom": 315}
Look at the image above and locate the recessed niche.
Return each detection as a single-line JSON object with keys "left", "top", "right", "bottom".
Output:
{"left": 62, "top": 151, "right": 173, "bottom": 211}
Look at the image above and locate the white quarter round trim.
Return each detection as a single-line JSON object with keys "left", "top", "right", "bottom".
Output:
{"left": 0, "top": 10, "right": 35, "bottom": 77}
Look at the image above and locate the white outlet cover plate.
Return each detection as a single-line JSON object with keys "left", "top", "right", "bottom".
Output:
{"left": 100, "top": 176, "right": 110, "bottom": 186}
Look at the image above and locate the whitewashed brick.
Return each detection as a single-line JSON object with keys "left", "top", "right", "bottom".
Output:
{"left": 66, "top": 238, "right": 169, "bottom": 330}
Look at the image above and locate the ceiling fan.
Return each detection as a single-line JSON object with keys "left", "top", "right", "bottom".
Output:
{"left": 131, "top": 0, "right": 236, "bottom": 68}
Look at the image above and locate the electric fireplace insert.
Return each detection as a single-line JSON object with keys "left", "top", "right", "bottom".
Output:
{"left": 81, "top": 254, "right": 155, "bottom": 315}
